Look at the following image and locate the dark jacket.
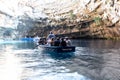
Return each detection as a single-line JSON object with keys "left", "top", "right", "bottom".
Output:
{"left": 60, "top": 39, "right": 67, "bottom": 47}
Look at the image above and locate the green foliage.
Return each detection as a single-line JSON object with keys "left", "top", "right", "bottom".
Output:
{"left": 70, "top": 10, "right": 76, "bottom": 20}
{"left": 94, "top": 17, "right": 102, "bottom": 26}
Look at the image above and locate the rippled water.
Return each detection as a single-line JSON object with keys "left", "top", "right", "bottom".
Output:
{"left": 0, "top": 40, "right": 120, "bottom": 80}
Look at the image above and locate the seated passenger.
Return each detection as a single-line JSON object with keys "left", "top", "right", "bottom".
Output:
{"left": 43, "top": 38, "right": 47, "bottom": 44}
{"left": 54, "top": 37, "right": 60, "bottom": 46}
{"left": 50, "top": 38, "right": 54, "bottom": 46}
{"left": 33, "top": 36, "right": 40, "bottom": 43}
{"left": 60, "top": 38, "right": 67, "bottom": 47}
{"left": 38, "top": 38, "right": 44, "bottom": 45}
{"left": 33, "top": 36, "right": 40, "bottom": 45}
{"left": 65, "top": 37, "right": 72, "bottom": 46}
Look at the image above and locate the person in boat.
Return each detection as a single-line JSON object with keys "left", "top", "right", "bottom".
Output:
{"left": 51, "top": 38, "right": 55, "bottom": 46}
{"left": 33, "top": 36, "right": 40, "bottom": 45}
{"left": 46, "top": 31, "right": 56, "bottom": 46}
{"left": 46, "top": 37, "right": 54, "bottom": 46}
{"left": 47, "top": 31, "right": 56, "bottom": 40}
{"left": 54, "top": 37, "right": 60, "bottom": 46}
{"left": 38, "top": 37, "right": 47, "bottom": 45}
{"left": 38, "top": 38, "right": 44, "bottom": 45}
{"left": 65, "top": 37, "right": 72, "bottom": 46}
{"left": 43, "top": 38, "right": 47, "bottom": 44}
{"left": 60, "top": 38, "right": 67, "bottom": 47}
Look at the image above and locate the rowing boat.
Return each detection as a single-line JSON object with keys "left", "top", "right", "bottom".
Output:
{"left": 38, "top": 45, "right": 75, "bottom": 53}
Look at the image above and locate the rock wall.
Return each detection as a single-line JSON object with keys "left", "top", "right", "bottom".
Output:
{"left": 37, "top": 0, "right": 120, "bottom": 39}
{"left": 0, "top": 0, "right": 120, "bottom": 39}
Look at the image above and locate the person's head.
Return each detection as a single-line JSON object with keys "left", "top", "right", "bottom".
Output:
{"left": 65, "top": 37, "right": 69, "bottom": 40}
{"left": 61, "top": 38, "right": 64, "bottom": 41}
{"left": 57, "top": 37, "right": 60, "bottom": 40}
{"left": 50, "top": 31, "right": 53, "bottom": 34}
{"left": 51, "top": 37, "right": 54, "bottom": 41}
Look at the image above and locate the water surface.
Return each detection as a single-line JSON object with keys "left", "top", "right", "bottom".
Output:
{"left": 0, "top": 40, "right": 120, "bottom": 80}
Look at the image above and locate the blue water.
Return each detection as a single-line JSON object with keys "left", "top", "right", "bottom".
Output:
{"left": 0, "top": 40, "right": 120, "bottom": 80}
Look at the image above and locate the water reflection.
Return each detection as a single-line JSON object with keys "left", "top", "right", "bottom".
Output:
{"left": 0, "top": 40, "right": 120, "bottom": 80}
{"left": 0, "top": 45, "right": 22, "bottom": 80}
{"left": 66, "top": 39, "right": 120, "bottom": 80}
{"left": 29, "top": 72, "right": 90, "bottom": 80}
{"left": 72, "top": 39, "right": 120, "bottom": 49}
{"left": 0, "top": 40, "right": 36, "bottom": 49}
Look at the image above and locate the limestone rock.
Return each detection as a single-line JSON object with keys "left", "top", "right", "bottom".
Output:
{"left": 0, "top": 0, "right": 120, "bottom": 39}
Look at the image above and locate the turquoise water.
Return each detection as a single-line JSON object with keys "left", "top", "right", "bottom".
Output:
{"left": 0, "top": 40, "right": 120, "bottom": 80}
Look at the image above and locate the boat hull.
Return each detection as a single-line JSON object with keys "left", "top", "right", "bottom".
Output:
{"left": 39, "top": 45, "right": 75, "bottom": 53}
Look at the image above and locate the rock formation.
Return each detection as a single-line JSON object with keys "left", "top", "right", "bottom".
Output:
{"left": 0, "top": 0, "right": 120, "bottom": 39}
{"left": 40, "top": 0, "right": 120, "bottom": 39}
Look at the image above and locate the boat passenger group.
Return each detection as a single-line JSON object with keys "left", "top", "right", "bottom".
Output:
{"left": 34, "top": 31, "right": 72, "bottom": 47}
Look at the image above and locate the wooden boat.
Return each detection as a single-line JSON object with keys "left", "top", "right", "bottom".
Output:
{"left": 38, "top": 45, "right": 75, "bottom": 53}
